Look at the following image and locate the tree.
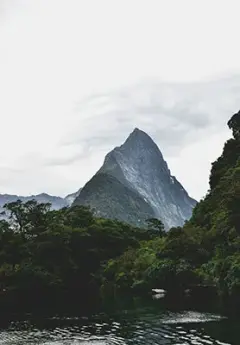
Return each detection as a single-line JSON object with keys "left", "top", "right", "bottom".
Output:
{"left": 228, "top": 109, "right": 240, "bottom": 139}
{"left": 3, "top": 199, "right": 51, "bottom": 238}
{"left": 146, "top": 218, "right": 165, "bottom": 236}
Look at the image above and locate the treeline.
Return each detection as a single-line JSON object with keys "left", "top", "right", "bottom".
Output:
{"left": 0, "top": 200, "right": 154, "bottom": 309}
{"left": 0, "top": 110, "right": 239, "bottom": 312}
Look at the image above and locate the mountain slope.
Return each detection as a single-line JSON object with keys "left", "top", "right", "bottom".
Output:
{"left": 65, "top": 188, "right": 82, "bottom": 205}
{"left": 74, "top": 128, "right": 196, "bottom": 228}
{"left": 78, "top": 173, "right": 155, "bottom": 226}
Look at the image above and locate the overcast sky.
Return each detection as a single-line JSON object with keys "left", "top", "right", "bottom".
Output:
{"left": 0, "top": 0, "right": 240, "bottom": 200}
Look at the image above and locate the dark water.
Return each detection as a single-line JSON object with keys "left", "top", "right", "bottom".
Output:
{"left": 0, "top": 299, "right": 239, "bottom": 344}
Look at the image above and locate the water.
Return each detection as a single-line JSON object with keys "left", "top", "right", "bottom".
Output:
{"left": 0, "top": 300, "right": 238, "bottom": 345}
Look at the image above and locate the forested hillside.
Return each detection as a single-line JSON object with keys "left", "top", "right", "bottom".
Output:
{"left": 0, "top": 201, "right": 152, "bottom": 310}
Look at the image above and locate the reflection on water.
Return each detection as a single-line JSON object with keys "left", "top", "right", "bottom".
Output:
{"left": 0, "top": 307, "right": 238, "bottom": 344}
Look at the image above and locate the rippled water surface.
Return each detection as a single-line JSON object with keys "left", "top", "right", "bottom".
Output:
{"left": 0, "top": 304, "right": 238, "bottom": 344}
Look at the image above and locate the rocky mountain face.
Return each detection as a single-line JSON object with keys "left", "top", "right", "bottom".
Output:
{"left": 74, "top": 128, "right": 197, "bottom": 229}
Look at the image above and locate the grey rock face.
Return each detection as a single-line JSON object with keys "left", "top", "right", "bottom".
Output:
{"left": 77, "top": 173, "right": 155, "bottom": 226}
{"left": 74, "top": 128, "right": 197, "bottom": 229}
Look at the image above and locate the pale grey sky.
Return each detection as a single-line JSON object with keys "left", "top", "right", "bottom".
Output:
{"left": 0, "top": 0, "right": 240, "bottom": 200}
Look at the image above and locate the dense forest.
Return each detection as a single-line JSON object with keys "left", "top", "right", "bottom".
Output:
{"left": 0, "top": 110, "right": 239, "bottom": 312}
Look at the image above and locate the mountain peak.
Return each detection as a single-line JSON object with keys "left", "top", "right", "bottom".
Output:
{"left": 129, "top": 127, "right": 151, "bottom": 139}
{"left": 75, "top": 127, "right": 196, "bottom": 229}
{"left": 122, "top": 127, "right": 157, "bottom": 151}
{"left": 132, "top": 127, "right": 142, "bottom": 133}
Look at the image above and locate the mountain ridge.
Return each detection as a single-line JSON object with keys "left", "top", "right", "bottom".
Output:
{"left": 74, "top": 128, "right": 196, "bottom": 229}
{"left": 0, "top": 191, "right": 82, "bottom": 217}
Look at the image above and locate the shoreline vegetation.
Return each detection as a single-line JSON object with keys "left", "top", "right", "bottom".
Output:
{"left": 0, "top": 110, "right": 239, "bottom": 314}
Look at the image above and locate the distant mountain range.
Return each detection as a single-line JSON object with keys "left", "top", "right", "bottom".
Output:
{"left": 0, "top": 129, "right": 196, "bottom": 229}
{"left": 0, "top": 189, "right": 82, "bottom": 217}
{"left": 73, "top": 128, "right": 197, "bottom": 229}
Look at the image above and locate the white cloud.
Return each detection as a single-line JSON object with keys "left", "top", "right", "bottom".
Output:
{"left": 0, "top": 1, "right": 240, "bottom": 199}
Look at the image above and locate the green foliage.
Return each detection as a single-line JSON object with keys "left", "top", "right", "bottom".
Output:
{"left": 146, "top": 218, "right": 165, "bottom": 237}
{"left": 228, "top": 110, "right": 240, "bottom": 139}
{"left": 0, "top": 202, "right": 151, "bottom": 298}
